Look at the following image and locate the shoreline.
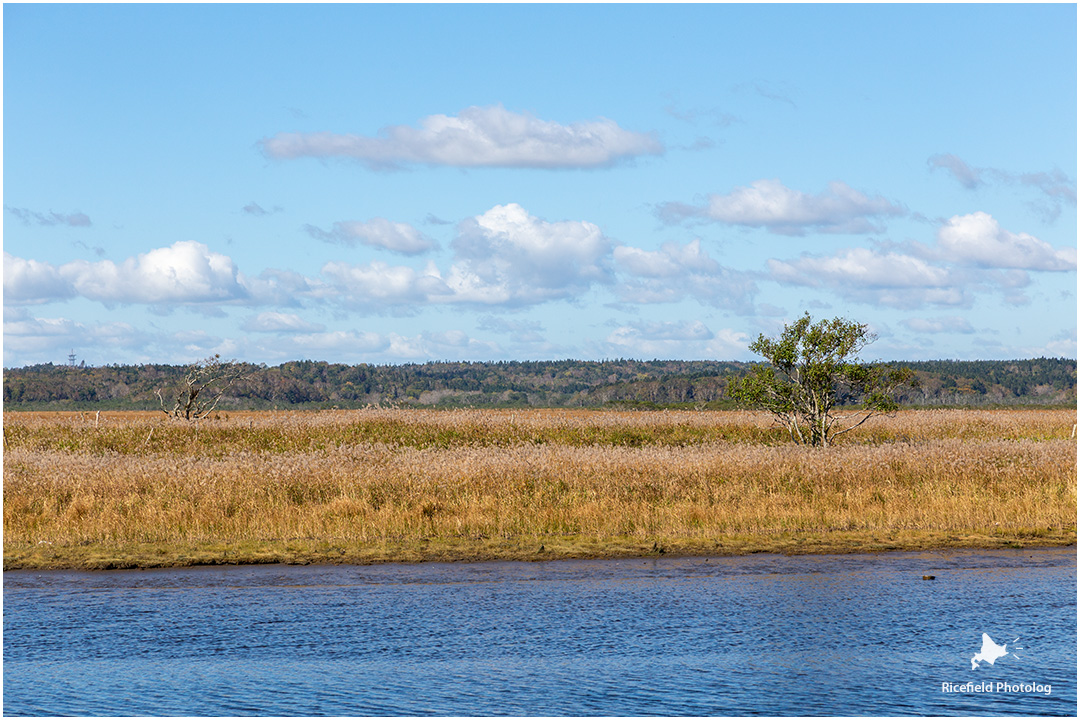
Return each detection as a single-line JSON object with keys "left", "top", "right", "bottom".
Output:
{"left": 6, "top": 529, "right": 1075, "bottom": 571}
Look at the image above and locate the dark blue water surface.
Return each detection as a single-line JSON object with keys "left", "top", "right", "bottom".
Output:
{"left": 4, "top": 548, "right": 1076, "bottom": 716}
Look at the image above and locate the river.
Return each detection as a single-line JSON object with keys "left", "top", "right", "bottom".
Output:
{"left": 4, "top": 547, "right": 1076, "bottom": 716}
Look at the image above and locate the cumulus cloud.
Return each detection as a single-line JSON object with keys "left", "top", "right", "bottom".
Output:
{"left": 770, "top": 247, "right": 950, "bottom": 288}
{"left": 614, "top": 238, "right": 719, "bottom": 278}
{"left": 242, "top": 312, "right": 326, "bottom": 334}
{"left": 320, "top": 259, "right": 452, "bottom": 310}
{"left": 3, "top": 253, "right": 78, "bottom": 304}
{"left": 285, "top": 329, "right": 390, "bottom": 355}
{"left": 614, "top": 319, "right": 714, "bottom": 342}
{"left": 259, "top": 104, "right": 663, "bottom": 169}
{"left": 305, "top": 218, "right": 438, "bottom": 255}
{"left": 64, "top": 241, "right": 250, "bottom": 305}
{"left": 613, "top": 239, "right": 757, "bottom": 312}
{"left": 271, "top": 328, "right": 498, "bottom": 362}
{"left": 477, "top": 316, "right": 547, "bottom": 343}
{"left": 3, "top": 310, "right": 145, "bottom": 365}
{"left": 900, "top": 316, "right": 976, "bottom": 334}
{"left": 1, "top": 205, "right": 647, "bottom": 316}
{"left": 5, "top": 242, "right": 250, "bottom": 306}
{"left": 936, "top": 212, "right": 1076, "bottom": 271}
{"left": 5, "top": 206, "right": 92, "bottom": 227}
{"left": 230, "top": 268, "right": 321, "bottom": 308}
{"left": 768, "top": 247, "right": 966, "bottom": 309}
{"left": 603, "top": 320, "right": 750, "bottom": 359}
{"left": 315, "top": 212, "right": 754, "bottom": 313}
{"left": 1042, "top": 328, "right": 1078, "bottom": 359}
{"left": 447, "top": 203, "right": 613, "bottom": 305}
{"left": 658, "top": 179, "right": 905, "bottom": 235}
{"left": 766, "top": 212, "right": 1074, "bottom": 311}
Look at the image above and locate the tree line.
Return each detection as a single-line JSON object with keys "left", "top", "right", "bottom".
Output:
{"left": 3, "top": 356, "right": 1075, "bottom": 411}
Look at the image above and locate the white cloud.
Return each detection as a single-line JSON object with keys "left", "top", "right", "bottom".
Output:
{"left": 306, "top": 217, "right": 437, "bottom": 255}
{"left": 387, "top": 331, "right": 500, "bottom": 360}
{"left": 6, "top": 242, "right": 276, "bottom": 307}
{"left": 1042, "top": 329, "right": 1078, "bottom": 359}
{"left": 613, "top": 239, "right": 757, "bottom": 312}
{"left": 320, "top": 259, "right": 452, "bottom": 310}
{"left": 286, "top": 329, "right": 390, "bottom": 355}
{"left": 448, "top": 203, "right": 613, "bottom": 305}
{"left": 765, "top": 213, "right": 1075, "bottom": 311}
{"left": 770, "top": 247, "right": 950, "bottom": 288}
{"left": 266, "top": 328, "right": 498, "bottom": 362}
{"left": 63, "top": 241, "right": 250, "bottom": 305}
{"left": 246, "top": 269, "right": 326, "bottom": 306}
{"left": 242, "top": 312, "right": 326, "bottom": 334}
{"left": 477, "top": 316, "right": 546, "bottom": 343}
{"left": 900, "top": 316, "right": 976, "bottom": 334}
{"left": 614, "top": 238, "right": 719, "bottom": 278}
{"left": 603, "top": 320, "right": 750, "bottom": 359}
{"left": 659, "top": 179, "right": 905, "bottom": 235}
{"left": 3, "top": 311, "right": 145, "bottom": 365}
{"left": 260, "top": 104, "right": 663, "bottom": 170}
{"left": 936, "top": 212, "right": 1076, "bottom": 271}
{"left": 3, "top": 253, "right": 77, "bottom": 304}
{"left": 768, "top": 247, "right": 966, "bottom": 309}
{"left": 614, "top": 319, "right": 714, "bottom": 342}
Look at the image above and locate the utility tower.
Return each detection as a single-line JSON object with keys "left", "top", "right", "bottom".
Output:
{"left": 68, "top": 349, "right": 77, "bottom": 367}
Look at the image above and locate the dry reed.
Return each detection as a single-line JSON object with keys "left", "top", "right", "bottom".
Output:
{"left": 4, "top": 408, "right": 1075, "bottom": 568}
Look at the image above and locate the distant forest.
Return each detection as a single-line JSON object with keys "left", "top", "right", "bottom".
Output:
{"left": 3, "top": 357, "right": 1076, "bottom": 411}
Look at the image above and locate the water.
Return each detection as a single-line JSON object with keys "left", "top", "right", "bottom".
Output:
{"left": 4, "top": 548, "right": 1076, "bottom": 716}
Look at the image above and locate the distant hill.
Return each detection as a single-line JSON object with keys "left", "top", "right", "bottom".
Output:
{"left": 3, "top": 357, "right": 1075, "bottom": 411}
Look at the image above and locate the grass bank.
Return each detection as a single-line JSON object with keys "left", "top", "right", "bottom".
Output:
{"left": 4, "top": 408, "right": 1075, "bottom": 570}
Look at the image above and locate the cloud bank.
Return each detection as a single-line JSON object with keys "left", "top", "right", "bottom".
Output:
{"left": 658, "top": 179, "right": 905, "bottom": 235}
{"left": 767, "top": 212, "right": 1074, "bottom": 309}
{"left": 5, "top": 242, "right": 250, "bottom": 306}
{"left": 260, "top": 105, "right": 663, "bottom": 169}
{"left": 936, "top": 212, "right": 1076, "bottom": 271}
{"left": 306, "top": 218, "right": 438, "bottom": 255}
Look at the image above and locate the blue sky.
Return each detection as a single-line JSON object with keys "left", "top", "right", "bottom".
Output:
{"left": 4, "top": 3, "right": 1076, "bottom": 368}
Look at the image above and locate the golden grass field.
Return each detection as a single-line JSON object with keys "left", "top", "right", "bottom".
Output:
{"left": 3, "top": 407, "right": 1076, "bottom": 569}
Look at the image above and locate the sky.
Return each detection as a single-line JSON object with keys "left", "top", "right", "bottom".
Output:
{"left": 3, "top": 3, "right": 1077, "bottom": 368}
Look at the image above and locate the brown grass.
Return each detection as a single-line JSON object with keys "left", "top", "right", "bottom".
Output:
{"left": 4, "top": 408, "right": 1075, "bottom": 569}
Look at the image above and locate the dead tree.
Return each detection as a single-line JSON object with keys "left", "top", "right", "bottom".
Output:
{"left": 157, "top": 354, "right": 248, "bottom": 420}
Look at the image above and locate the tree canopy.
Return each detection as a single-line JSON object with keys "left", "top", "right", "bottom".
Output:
{"left": 729, "top": 314, "right": 917, "bottom": 446}
{"left": 3, "top": 355, "right": 1073, "bottom": 411}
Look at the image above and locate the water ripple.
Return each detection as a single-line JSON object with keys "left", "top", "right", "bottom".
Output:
{"left": 4, "top": 548, "right": 1076, "bottom": 716}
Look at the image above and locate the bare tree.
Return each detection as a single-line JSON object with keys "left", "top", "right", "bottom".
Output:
{"left": 157, "top": 354, "right": 249, "bottom": 420}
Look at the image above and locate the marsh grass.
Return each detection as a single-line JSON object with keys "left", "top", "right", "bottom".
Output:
{"left": 4, "top": 408, "right": 1075, "bottom": 569}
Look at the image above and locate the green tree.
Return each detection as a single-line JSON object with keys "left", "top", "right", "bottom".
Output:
{"left": 729, "top": 314, "right": 916, "bottom": 446}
